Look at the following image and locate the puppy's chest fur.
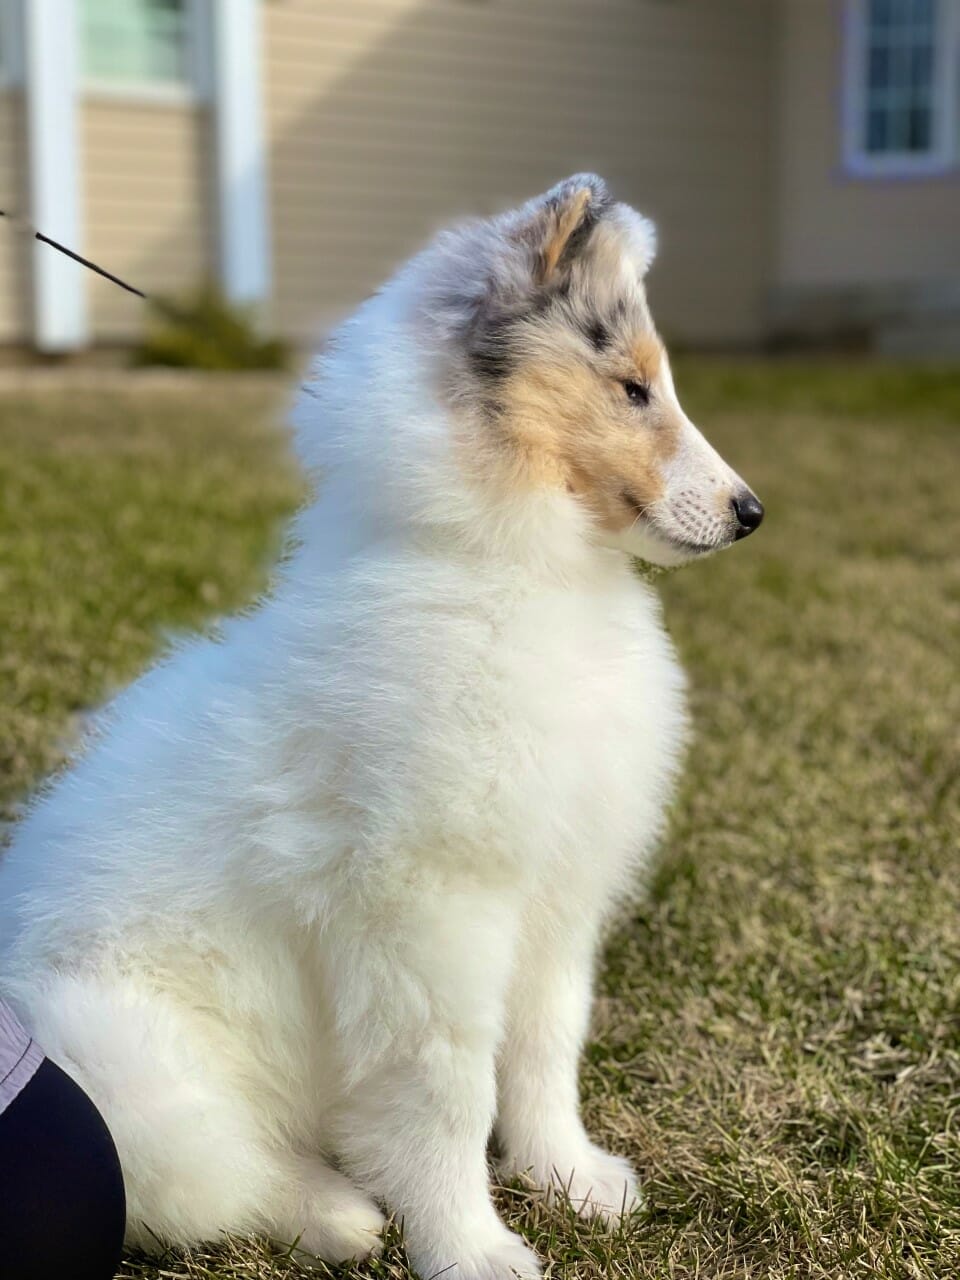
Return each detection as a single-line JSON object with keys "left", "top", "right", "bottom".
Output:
{"left": 317, "top": 562, "right": 687, "bottom": 895}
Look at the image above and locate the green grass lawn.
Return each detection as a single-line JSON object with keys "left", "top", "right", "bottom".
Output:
{"left": 1, "top": 362, "right": 958, "bottom": 1279}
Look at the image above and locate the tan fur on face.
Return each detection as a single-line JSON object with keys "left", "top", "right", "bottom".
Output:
{"left": 630, "top": 335, "right": 663, "bottom": 386}
{"left": 482, "top": 335, "right": 683, "bottom": 534}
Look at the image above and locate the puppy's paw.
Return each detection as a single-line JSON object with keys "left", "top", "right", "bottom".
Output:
{"left": 285, "top": 1164, "right": 386, "bottom": 1265}
{"left": 411, "top": 1226, "right": 541, "bottom": 1280}
{"left": 502, "top": 1144, "right": 642, "bottom": 1225}
{"left": 292, "top": 1200, "right": 385, "bottom": 1267}
{"left": 555, "top": 1146, "right": 642, "bottom": 1223}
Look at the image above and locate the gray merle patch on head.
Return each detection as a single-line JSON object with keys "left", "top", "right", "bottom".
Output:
{"left": 466, "top": 175, "right": 615, "bottom": 384}
{"left": 467, "top": 305, "right": 521, "bottom": 383}
{"left": 583, "top": 318, "right": 612, "bottom": 351}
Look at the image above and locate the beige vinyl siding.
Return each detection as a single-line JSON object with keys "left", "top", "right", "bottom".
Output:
{"left": 263, "top": 0, "right": 777, "bottom": 347}
{"left": 0, "top": 92, "right": 30, "bottom": 343}
{"left": 81, "top": 99, "right": 213, "bottom": 341}
{"left": 777, "top": 0, "right": 960, "bottom": 290}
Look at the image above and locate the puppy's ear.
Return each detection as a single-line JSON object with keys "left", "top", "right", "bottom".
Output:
{"left": 516, "top": 174, "right": 612, "bottom": 286}
{"left": 452, "top": 176, "right": 613, "bottom": 385}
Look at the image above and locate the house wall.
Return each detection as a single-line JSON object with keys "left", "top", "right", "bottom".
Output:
{"left": 777, "top": 0, "right": 960, "bottom": 294}
{"left": 263, "top": 0, "right": 778, "bottom": 348}
{"left": 0, "top": 91, "right": 30, "bottom": 342}
{"left": 81, "top": 99, "right": 213, "bottom": 341}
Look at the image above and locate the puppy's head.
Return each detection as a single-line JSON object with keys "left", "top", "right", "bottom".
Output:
{"left": 427, "top": 175, "right": 763, "bottom": 565}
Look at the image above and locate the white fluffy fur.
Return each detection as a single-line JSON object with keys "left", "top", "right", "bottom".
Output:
{"left": 0, "top": 185, "right": 712, "bottom": 1279}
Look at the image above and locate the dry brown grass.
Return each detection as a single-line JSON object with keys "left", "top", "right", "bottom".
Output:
{"left": 1, "top": 362, "right": 958, "bottom": 1279}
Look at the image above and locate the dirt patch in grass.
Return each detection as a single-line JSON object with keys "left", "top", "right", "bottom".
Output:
{"left": 1, "top": 363, "right": 958, "bottom": 1278}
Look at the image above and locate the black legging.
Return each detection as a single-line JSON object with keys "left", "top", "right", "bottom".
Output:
{"left": 0, "top": 1058, "right": 126, "bottom": 1280}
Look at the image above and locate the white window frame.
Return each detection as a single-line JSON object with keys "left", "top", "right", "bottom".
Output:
{"left": 842, "top": 0, "right": 960, "bottom": 177}
{"left": 80, "top": 0, "right": 210, "bottom": 105}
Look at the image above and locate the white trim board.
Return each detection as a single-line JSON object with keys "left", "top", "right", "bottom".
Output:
{"left": 210, "top": 0, "right": 271, "bottom": 306}
{"left": 24, "top": 0, "right": 88, "bottom": 350}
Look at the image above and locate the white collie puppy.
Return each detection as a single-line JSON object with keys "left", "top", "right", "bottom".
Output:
{"left": 0, "top": 176, "right": 762, "bottom": 1279}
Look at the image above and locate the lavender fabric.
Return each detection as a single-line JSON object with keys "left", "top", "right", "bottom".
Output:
{"left": 0, "top": 997, "right": 44, "bottom": 1114}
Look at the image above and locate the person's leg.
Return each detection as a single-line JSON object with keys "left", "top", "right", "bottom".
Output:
{"left": 0, "top": 1057, "right": 126, "bottom": 1280}
{"left": 24, "top": 971, "right": 385, "bottom": 1262}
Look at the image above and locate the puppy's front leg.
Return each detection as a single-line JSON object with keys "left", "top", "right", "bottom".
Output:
{"left": 496, "top": 897, "right": 641, "bottom": 1223}
{"left": 330, "top": 883, "right": 541, "bottom": 1280}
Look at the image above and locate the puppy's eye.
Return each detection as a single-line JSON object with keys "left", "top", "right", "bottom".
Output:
{"left": 623, "top": 379, "right": 651, "bottom": 407}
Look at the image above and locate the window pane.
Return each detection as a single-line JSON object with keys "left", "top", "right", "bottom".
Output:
{"left": 907, "top": 106, "right": 932, "bottom": 149}
{"left": 910, "top": 44, "right": 933, "bottom": 90}
{"left": 868, "top": 46, "right": 891, "bottom": 89}
{"left": 81, "top": 0, "right": 189, "bottom": 84}
{"left": 870, "top": 0, "right": 894, "bottom": 27}
{"left": 889, "top": 103, "right": 909, "bottom": 148}
{"left": 866, "top": 108, "right": 889, "bottom": 151}
{"left": 890, "top": 45, "right": 912, "bottom": 89}
{"left": 910, "top": 0, "right": 934, "bottom": 26}
{"left": 862, "top": 0, "right": 939, "bottom": 156}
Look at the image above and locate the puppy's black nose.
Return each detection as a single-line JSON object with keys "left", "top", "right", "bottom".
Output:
{"left": 731, "top": 491, "right": 764, "bottom": 539}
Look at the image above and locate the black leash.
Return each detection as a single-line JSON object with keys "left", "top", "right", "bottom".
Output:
{"left": 0, "top": 209, "right": 147, "bottom": 299}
